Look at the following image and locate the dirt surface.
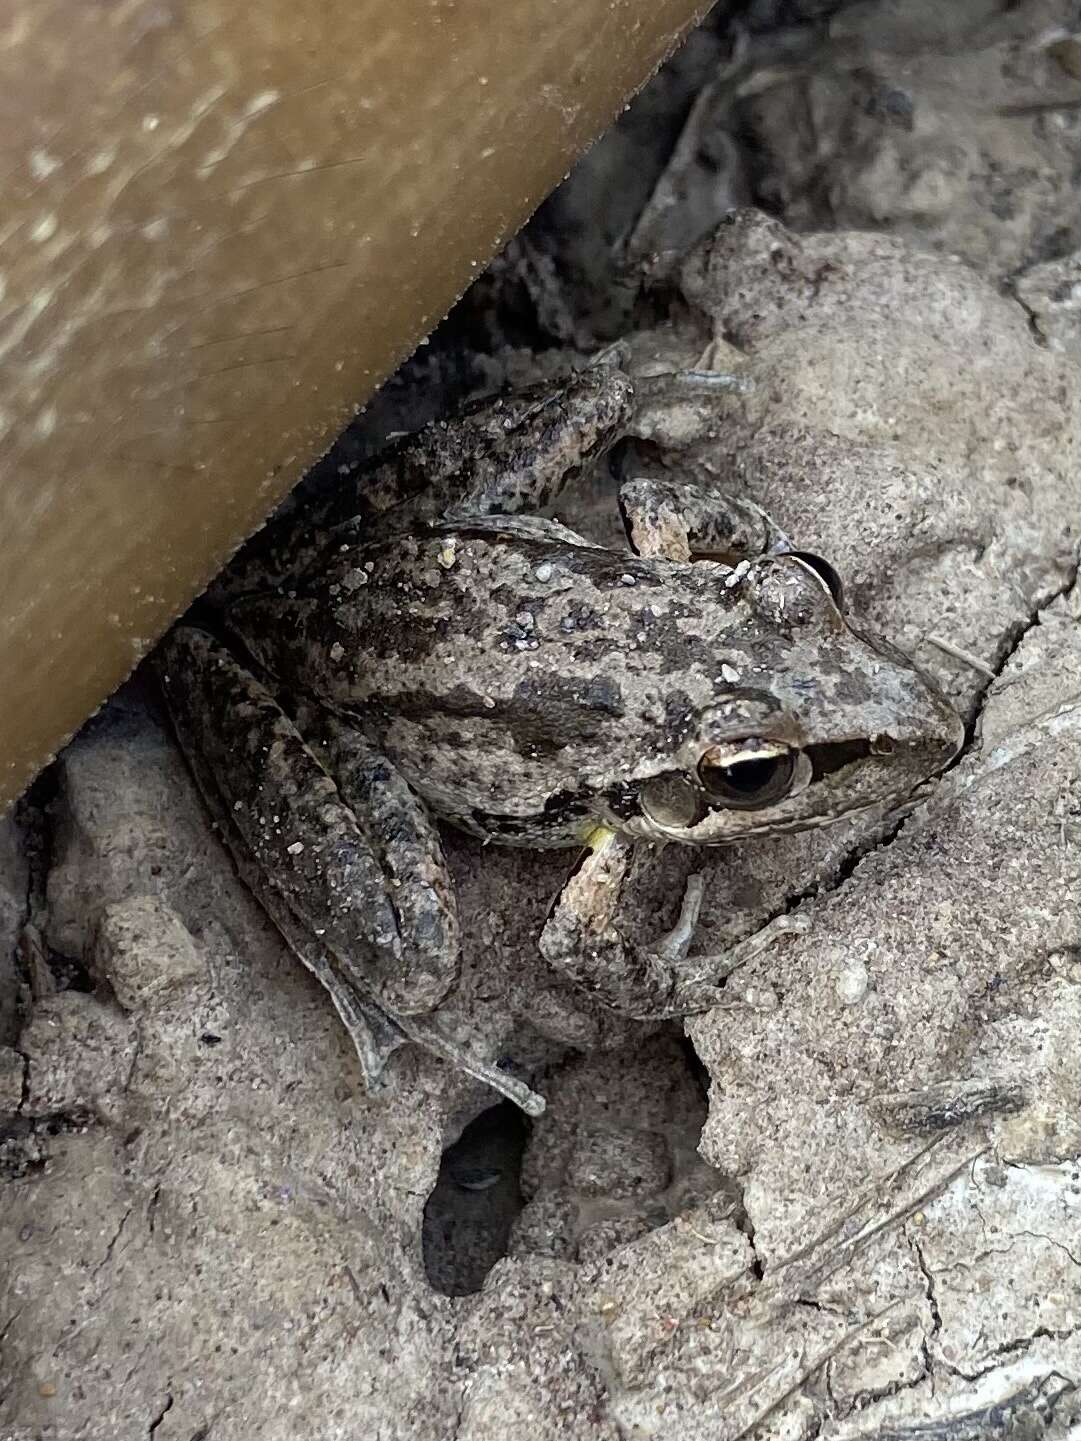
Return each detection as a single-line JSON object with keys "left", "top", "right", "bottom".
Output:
{"left": 3, "top": 3, "right": 1081, "bottom": 1438}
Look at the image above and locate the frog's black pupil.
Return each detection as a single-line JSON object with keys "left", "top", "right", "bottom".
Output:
{"left": 698, "top": 747, "right": 796, "bottom": 809}
{"left": 719, "top": 757, "right": 777, "bottom": 794}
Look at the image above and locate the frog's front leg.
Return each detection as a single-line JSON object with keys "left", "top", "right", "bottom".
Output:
{"left": 539, "top": 471, "right": 814, "bottom": 1018}
{"left": 158, "top": 627, "right": 545, "bottom": 1115}
{"left": 539, "top": 830, "right": 808, "bottom": 1021}
{"left": 618, "top": 475, "right": 794, "bottom": 563}
{"left": 619, "top": 472, "right": 846, "bottom": 609}
{"left": 216, "top": 361, "right": 636, "bottom": 599}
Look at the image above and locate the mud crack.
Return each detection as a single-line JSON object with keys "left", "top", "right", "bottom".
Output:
{"left": 91, "top": 1204, "right": 135, "bottom": 1279}
{"left": 148, "top": 1394, "right": 174, "bottom": 1436}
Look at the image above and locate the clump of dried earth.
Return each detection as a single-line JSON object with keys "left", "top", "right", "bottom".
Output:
{"left": 3, "top": 9, "right": 1081, "bottom": 1440}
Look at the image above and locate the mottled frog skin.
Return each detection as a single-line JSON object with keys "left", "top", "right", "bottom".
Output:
{"left": 158, "top": 362, "right": 963, "bottom": 1114}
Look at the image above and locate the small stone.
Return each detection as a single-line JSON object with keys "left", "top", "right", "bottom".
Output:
{"left": 286, "top": 841, "right": 305, "bottom": 856}
{"left": 437, "top": 541, "right": 458, "bottom": 569}
{"left": 534, "top": 562, "right": 553, "bottom": 582}
{"left": 329, "top": 642, "right": 345, "bottom": 662}
{"left": 836, "top": 958, "right": 869, "bottom": 1005}
{"left": 739, "top": 984, "right": 780, "bottom": 1011}
{"left": 620, "top": 573, "right": 637, "bottom": 586}
{"left": 720, "top": 663, "right": 741, "bottom": 684}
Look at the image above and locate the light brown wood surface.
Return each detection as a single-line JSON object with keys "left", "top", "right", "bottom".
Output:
{"left": 0, "top": 0, "right": 709, "bottom": 809}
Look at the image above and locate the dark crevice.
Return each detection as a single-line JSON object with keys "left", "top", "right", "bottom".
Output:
{"left": 730, "top": 1179, "right": 764, "bottom": 1282}
{"left": 1006, "top": 274, "right": 1050, "bottom": 349}
{"left": 148, "top": 1394, "right": 174, "bottom": 1436}
{"left": 147, "top": 1185, "right": 163, "bottom": 1236}
{"left": 793, "top": 1296, "right": 835, "bottom": 1316}
{"left": 12, "top": 765, "right": 93, "bottom": 1005}
{"left": 15, "top": 1048, "right": 29, "bottom": 1118}
{"left": 674, "top": 1033, "right": 764, "bottom": 1279}
{"left": 422, "top": 1101, "right": 532, "bottom": 1297}
{"left": 848, "top": 1361, "right": 935, "bottom": 1415}
{"left": 0, "top": 1107, "right": 99, "bottom": 1180}
{"left": 912, "top": 1239, "right": 942, "bottom": 1341}
{"left": 5, "top": 776, "right": 47, "bottom": 1051}
{"left": 677, "top": 1029, "right": 713, "bottom": 1103}
{"left": 14, "top": 767, "right": 58, "bottom": 948}
{"left": 949, "top": 1327, "right": 1081, "bottom": 1386}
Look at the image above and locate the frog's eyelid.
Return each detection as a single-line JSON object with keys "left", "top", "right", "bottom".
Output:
{"left": 784, "top": 551, "right": 846, "bottom": 611}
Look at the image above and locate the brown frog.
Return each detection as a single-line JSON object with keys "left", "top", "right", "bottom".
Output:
{"left": 157, "top": 361, "right": 963, "bottom": 1114}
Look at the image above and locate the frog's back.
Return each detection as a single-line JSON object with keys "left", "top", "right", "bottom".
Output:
{"left": 230, "top": 528, "right": 744, "bottom": 845}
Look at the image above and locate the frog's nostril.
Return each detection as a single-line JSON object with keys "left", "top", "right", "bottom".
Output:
{"left": 786, "top": 551, "right": 846, "bottom": 610}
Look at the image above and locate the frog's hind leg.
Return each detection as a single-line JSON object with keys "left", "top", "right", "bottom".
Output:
{"left": 539, "top": 828, "right": 808, "bottom": 1021}
{"left": 218, "top": 360, "right": 636, "bottom": 598}
{"left": 617, "top": 475, "right": 794, "bottom": 563}
{"left": 419, "top": 361, "right": 636, "bottom": 525}
{"left": 339, "top": 358, "right": 636, "bottom": 538}
{"left": 157, "top": 626, "right": 545, "bottom": 1114}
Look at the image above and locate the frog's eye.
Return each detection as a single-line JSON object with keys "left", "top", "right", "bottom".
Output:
{"left": 698, "top": 740, "right": 797, "bottom": 810}
{"left": 787, "top": 551, "right": 845, "bottom": 611}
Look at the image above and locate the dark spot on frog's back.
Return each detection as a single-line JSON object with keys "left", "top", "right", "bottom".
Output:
{"left": 505, "top": 674, "right": 625, "bottom": 752}
{"left": 664, "top": 692, "right": 695, "bottom": 747}
{"left": 350, "top": 589, "right": 485, "bottom": 664}
{"left": 471, "top": 785, "right": 594, "bottom": 840}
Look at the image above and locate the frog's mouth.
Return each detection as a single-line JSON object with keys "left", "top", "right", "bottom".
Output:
{"left": 622, "top": 735, "right": 899, "bottom": 842}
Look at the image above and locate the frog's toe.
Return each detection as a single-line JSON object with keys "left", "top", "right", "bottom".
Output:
{"left": 392, "top": 1013, "right": 547, "bottom": 1117}
{"left": 321, "top": 972, "right": 409, "bottom": 1090}
{"left": 317, "top": 966, "right": 547, "bottom": 1115}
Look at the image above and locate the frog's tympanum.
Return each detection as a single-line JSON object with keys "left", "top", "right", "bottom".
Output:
{"left": 158, "top": 363, "right": 963, "bottom": 1114}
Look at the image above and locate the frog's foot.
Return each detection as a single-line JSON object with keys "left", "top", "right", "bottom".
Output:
{"left": 248, "top": 874, "right": 545, "bottom": 1115}
{"left": 618, "top": 475, "right": 794, "bottom": 564}
{"left": 539, "top": 828, "right": 808, "bottom": 1021}
{"left": 391, "top": 1012, "right": 547, "bottom": 1116}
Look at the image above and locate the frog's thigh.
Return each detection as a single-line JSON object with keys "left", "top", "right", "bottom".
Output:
{"left": 618, "top": 476, "right": 792, "bottom": 563}
{"left": 298, "top": 707, "right": 460, "bottom": 1014}
{"left": 539, "top": 828, "right": 807, "bottom": 1020}
{"left": 438, "top": 362, "right": 635, "bottom": 522}
{"left": 158, "top": 627, "right": 446, "bottom": 1018}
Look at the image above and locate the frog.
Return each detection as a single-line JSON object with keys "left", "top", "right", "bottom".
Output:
{"left": 156, "top": 358, "right": 964, "bottom": 1116}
